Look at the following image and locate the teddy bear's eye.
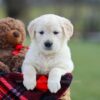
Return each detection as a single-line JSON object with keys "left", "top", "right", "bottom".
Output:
{"left": 53, "top": 31, "right": 59, "bottom": 35}
{"left": 39, "top": 31, "right": 44, "bottom": 35}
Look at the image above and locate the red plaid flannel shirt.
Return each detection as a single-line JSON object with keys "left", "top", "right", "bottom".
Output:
{"left": 0, "top": 72, "right": 72, "bottom": 100}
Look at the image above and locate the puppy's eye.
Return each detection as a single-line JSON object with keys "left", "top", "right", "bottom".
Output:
{"left": 53, "top": 31, "right": 59, "bottom": 35}
{"left": 39, "top": 31, "right": 44, "bottom": 35}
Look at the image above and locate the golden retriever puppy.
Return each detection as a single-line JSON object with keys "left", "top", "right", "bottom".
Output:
{"left": 22, "top": 14, "right": 74, "bottom": 93}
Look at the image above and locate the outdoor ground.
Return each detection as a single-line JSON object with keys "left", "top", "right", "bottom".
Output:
{"left": 70, "top": 40, "right": 100, "bottom": 100}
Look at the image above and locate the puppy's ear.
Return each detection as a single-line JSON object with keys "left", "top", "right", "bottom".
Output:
{"left": 27, "top": 20, "right": 35, "bottom": 41}
{"left": 61, "top": 18, "right": 73, "bottom": 40}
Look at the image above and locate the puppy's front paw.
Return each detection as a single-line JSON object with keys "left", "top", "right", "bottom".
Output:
{"left": 48, "top": 79, "right": 61, "bottom": 93}
{"left": 23, "top": 77, "right": 36, "bottom": 90}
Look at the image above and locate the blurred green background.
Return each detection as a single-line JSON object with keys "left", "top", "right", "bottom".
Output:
{"left": 0, "top": 0, "right": 100, "bottom": 99}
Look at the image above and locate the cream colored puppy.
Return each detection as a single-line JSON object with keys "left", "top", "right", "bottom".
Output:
{"left": 22, "top": 14, "right": 74, "bottom": 93}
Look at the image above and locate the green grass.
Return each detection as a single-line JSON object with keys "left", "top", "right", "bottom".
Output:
{"left": 69, "top": 40, "right": 100, "bottom": 100}
{"left": 25, "top": 38, "right": 100, "bottom": 100}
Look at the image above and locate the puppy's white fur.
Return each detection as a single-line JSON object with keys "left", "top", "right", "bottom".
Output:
{"left": 22, "top": 14, "right": 74, "bottom": 93}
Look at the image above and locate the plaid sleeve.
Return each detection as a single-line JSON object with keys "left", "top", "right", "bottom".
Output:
{"left": 0, "top": 74, "right": 27, "bottom": 100}
{"left": 0, "top": 72, "right": 72, "bottom": 100}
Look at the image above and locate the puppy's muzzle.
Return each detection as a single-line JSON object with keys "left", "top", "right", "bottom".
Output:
{"left": 44, "top": 40, "right": 53, "bottom": 50}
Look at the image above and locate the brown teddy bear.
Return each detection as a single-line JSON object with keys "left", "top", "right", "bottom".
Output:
{"left": 0, "top": 17, "right": 28, "bottom": 73}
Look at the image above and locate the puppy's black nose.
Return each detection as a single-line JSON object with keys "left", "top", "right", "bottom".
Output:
{"left": 44, "top": 41, "right": 53, "bottom": 49}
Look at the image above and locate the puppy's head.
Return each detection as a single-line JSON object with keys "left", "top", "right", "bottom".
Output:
{"left": 28, "top": 14, "right": 73, "bottom": 54}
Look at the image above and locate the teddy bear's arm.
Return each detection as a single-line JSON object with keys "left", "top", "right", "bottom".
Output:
{"left": 0, "top": 61, "right": 10, "bottom": 73}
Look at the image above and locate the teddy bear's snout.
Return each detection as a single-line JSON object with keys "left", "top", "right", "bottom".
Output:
{"left": 13, "top": 31, "right": 20, "bottom": 37}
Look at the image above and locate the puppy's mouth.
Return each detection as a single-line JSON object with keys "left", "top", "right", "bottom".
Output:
{"left": 44, "top": 47, "right": 52, "bottom": 50}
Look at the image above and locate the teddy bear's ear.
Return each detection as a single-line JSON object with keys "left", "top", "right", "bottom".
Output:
{"left": 16, "top": 19, "right": 25, "bottom": 28}
{"left": 27, "top": 20, "right": 36, "bottom": 41}
{"left": 61, "top": 18, "right": 74, "bottom": 40}
{"left": 15, "top": 19, "right": 26, "bottom": 43}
